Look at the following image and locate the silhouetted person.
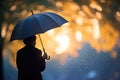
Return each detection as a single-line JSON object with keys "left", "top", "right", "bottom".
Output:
{"left": 16, "top": 35, "right": 47, "bottom": 80}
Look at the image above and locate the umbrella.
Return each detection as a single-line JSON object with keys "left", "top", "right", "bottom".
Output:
{"left": 10, "top": 10, "right": 68, "bottom": 60}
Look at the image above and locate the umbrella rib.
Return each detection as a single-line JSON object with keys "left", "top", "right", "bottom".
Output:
{"left": 42, "top": 13, "right": 60, "bottom": 26}
{"left": 33, "top": 15, "right": 44, "bottom": 33}
{"left": 34, "top": 13, "right": 59, "bottom": 32}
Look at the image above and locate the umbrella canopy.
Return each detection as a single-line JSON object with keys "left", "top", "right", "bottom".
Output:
{"left": 10, "top": 12, "right": 68, "bottom": 41}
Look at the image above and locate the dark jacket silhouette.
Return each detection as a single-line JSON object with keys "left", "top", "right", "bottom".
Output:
{"left": 16, "top": 36, "right": 46, "bottom": 80}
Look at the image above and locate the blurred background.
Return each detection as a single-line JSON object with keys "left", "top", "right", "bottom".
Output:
{"left": 0, "top": 0, "right": 120, "bottom": 80}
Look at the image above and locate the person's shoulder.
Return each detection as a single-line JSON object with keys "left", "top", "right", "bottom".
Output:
{"left": 17, "top": 46, "right": 26, "bottom": 53}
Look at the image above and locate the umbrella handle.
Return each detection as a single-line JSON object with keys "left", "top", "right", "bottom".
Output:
{"left": 39, "top": 35, "right": 50, "bottom": 60}
{"left": 31, "top": 10, "right": 50, "bottom": 60}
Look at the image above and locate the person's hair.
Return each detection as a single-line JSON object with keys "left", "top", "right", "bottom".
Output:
{"left": 23, "top": 35, "right": 36, "bottom": 45}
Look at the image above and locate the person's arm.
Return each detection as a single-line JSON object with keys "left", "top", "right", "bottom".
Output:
{"left": 35, "top": 48, "right": 46, "bottom": 72}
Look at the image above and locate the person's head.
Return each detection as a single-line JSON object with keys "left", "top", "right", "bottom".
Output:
{"left": 23, "top": 35, "right": 36, "bottom": 46}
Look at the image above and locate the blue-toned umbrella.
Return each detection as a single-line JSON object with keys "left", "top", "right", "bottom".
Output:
{"left": 10, "top": 10, "right": 68, "bottom": 60}
{"left": 10, "top": 11, "right": 68, "bottom": 41}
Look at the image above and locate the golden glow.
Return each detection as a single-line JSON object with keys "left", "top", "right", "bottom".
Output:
{"left": 70, "top": 3, "right": 80, "bottom": 11}
{"left": 92, "top": 19, "right": 100, "bottom": 39}
{"left": 21, "top": 10, "right": 27, "bottom": 16}
{"left": 55, "top": 34, "right": 70, "bottom": 54}
{"left": 47, "top": 29, "right": 55, "bottom": 36}
{"left": 76, "top": 17, "right": 83, "bottom": 25}
{"left": 100, "top": 23, "right": 118, "bottom": 51}
{"left": 115, "top": 11, "right": 120, "bottom": 21}
{"left": 116, "top": 11, "right": 120, "bottom": 16}
{"left": 10, "top": 5, "right": 17, "bottom": 11}
{"left": 100, "top": 0, "right": 106, "bottom": 3}
{"left": 79, "top": 11, "right": 86, "bottom": 16}
{"left": 82, "top": 5, "right": 95, "bottom": 17}
{"left": 5, "top": 1, "right": 119, "bottom": 66}
{"left": 90, "top": 22, "right": 119, "bottom": 52}
{"left": 1, "top": 23, "right": 7, "bottom": 38}
{"left": 90, "top": 1, "right": 102, "bottom": 11}
{"left": 96, "top": 12, "right": 102, "bottom": 20}
{"left": 75, "top": 31, "right": 82, "bottom": 42}
{"left": 56, "top": 1, "right": 63, "bottom": 7}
